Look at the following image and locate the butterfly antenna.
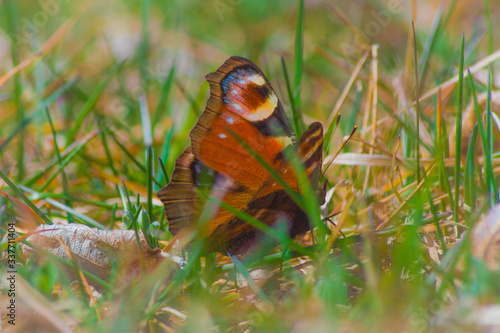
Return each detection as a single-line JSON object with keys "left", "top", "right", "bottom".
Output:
{"left": 324, "top": 212, "right": 340, "bottom": 220}
{"left": 324, "top": 216, "right": 346, "bottom": 239}
{"left": 322, "top": 126, "right": 357, "bottom": 175}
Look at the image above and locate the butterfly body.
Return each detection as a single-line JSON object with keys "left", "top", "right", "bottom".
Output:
{"left": 157, "top": 56, "right": 325, "bottom": 255}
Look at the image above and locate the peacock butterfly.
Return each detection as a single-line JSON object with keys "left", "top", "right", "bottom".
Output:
{"left": 157, "top": 56, "right": 325, "bottom": 255}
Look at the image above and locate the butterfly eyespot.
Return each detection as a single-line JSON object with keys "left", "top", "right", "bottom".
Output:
{"left": 248, "top": 74, "right": 266, "bottom": 86}
{"left": 232, "top": 103, "right": 242, "bottom": 111}
{"left": 231, "top": 89, "right": 238, "bottom": 95}
{"left": 226, "top": 117, "right": 234, "bottom": 124}
{"left": 268, "top": 92, "right": 278, "bottom": 105}
{"left": 218, "top": 133, "right": 227, "bottom": 139}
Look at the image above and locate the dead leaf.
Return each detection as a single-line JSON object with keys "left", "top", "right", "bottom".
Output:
{"left": 19, "top": 224, "right": 183, "bottom": 284}
{"left": 0, "top": 192, "right": 44, "bottom": 229}
{"left": 471, "top": 204, "right": 500, "bottom": 270}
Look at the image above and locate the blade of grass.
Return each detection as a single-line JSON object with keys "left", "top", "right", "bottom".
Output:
{"left": 467, "top": 70, "right": 496, "bottom": 205}
{"left": 0, "top": 169, "right": 52, "bottom": 225}
{"left": 412, "top": 22, "right": 421, "bottom": 183}
{"left": 20, "top": 185, "right": 105, "bottom": 229}
{"left": 483, "top": 0, "right": 494, "bottom": 55}
{"left": 464, "top": 125, "right": 478, "bottom": 216}
{"left": 325, "top": 51, "right": 369, "bottom": 155}
{"left": 0, "top": 12, "right": 79, "bottom": 88}
{"left": 97, "top": 117, "right": 119, "bottom": 176}
{"left": 105, "top": 131, "right": 162, "bottom": 188}
{"left": 139, "top": 0, "right": 151, "bottom": 80}
{"left": 435, "top": 89, "right": 454, "bottom": 210}
{"left": 281, "top": 57, "right": 300, "bottom": 137}
{"left": 67, "top": 61, "right": 123, "bottom": 142}
{"left": 153, "top": 64, "right": 176, "bottom": 129}
{"left": 146, "top": 146, "right": 154, "bottom": 224}
{"left": 418, "top": 4, "right": 443, "bottom": 91}
{"left": 293, "top": 0, "right": 305, "bottom": 136}
{"left": 0, "top": 77, "right": 79, "bottom": 154}
{"left": 4, "top": 0, "right": 24, "bottom": 181}
{"left": 156, "top": 126, "right": 174, "bottom": 187}
{"left": 157, "top": 157, "right": 170, "bottom": 186}
{"left": 139, "top": 94, "right": 153, "bottom": 147}
{"left": 486, "top": 63, "right": 498, "bottom": 204}
{"left": 441, "top": 0, "right": 459, "bottom": 30}
{"left": 23, "top": 130, "right": 98, "bottom": 187}
{"left": 369, "top": 48, "right": 500, "bottom": 133}
{"left": 453, "top": 35, "right": 464, "bottom": 223}
{"left": 45, "top": 107, "right": 74, "bottom": 223}
{"left": 148, "top": 244, "right": 203, "bottom": 318}
{"left": 37, "top": 132, "right": 97, "bottom": 192}
{"left": 1, "top": 193, "right": 45, "bottom": 225}
{"left": 422, "top": 170, "right": 447, "bottom": 254}
{"left": 229, "top": 254, "right": 270, "bottom": 302}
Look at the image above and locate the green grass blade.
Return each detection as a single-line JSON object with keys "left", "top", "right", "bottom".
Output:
{"left": 281, "top": 57, "right": 301, "bottom": 137}
{"left": 293, "top": 0, "right": 305, "bottom": 136}
{"left": 157, "top": 156, "right": 170, "bottom": 186}
{"left": 156, "top": 126, "right": 174, "bottom": 187}
{"left": 153, "top": 64, "right": 176, "bottom": 128}
{"left": 67, "top": 61, "right": 123, "bottom": 142}
{"left": 37, "top": 133, "right": 96, "bottom": 192}
{"left": 412, "top": 22, "right": 421, "bottom": 183}
{"left": 483, "top": 0, "right": 494, "bottom": 55}
{"left": 4, "top": 0, "right": 25, "bottom": 182}
{"left": 139, "top": 94, "right": 153, "bottom": 147}
{"left": 97, "top": 117, "right": 119, "bottom": 176}
{"left": 22, "top": 130, "right": 98, "bottom": 187}
{"left": 418, "top": 5, "right": 443, "bottom": 90}
{"left": 20, "top": 185, "right": 105, "bottom": 229}
{"left": 0, "top": 170, "right": 52, "bottom": 225}
{"left": 229, "top": 254, "right": 270, "bottom": 302}
{"left": 45, "top": 107, "right": 74, "bottom": 223}
{"left": 464, "top": 124, "right": 478, "bottom": 215}
{"left": 146, "top": 146, "right": 154, "bottom": 223}
{"left": 139, "top": 0, "right": 151, "bottom": 80}
{"left": 105, "top": 131, "right": 162, "bottom": 188}
{"left": 467, "top": 70, "right": 496, "bottom": 204}
{"left": 486, "top": 63, "right": 498, "bottom": 204}
{"left": 453, "top": 35, "right": 464, "bottom": 222}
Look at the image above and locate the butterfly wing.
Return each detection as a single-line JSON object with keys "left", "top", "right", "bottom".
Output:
{"left": 158, "top": 57, "right": 325, "bottom": 254}
{"left": 205, "top": 122, "right": 325, "bottom": 254}
{"left": 190, "top": 56, "right": 298, "bottom": 191}
{"left": 156, "top": 147, "right": 252, "bottom": 239}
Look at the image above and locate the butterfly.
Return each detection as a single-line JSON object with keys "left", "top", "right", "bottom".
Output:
{"left": 157, "top": 56, "right": 325, "bottom": 255}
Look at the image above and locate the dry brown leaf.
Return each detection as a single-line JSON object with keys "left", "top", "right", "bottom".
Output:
{"left": 471, "top": 204, "right": 500, "bottom": 270}
{"left": 0, "top": 192, "right": 44, "bottom": 229}
{"left": 19, "top": 224, "right": 183, "bottom": 284}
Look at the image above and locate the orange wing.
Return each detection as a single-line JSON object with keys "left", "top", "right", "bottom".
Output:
{"left": 158, "top": 57, "right": 325, "bottom": 254}
{"left": 191, "top": 56, "right": 298, "bottom": 191}
{"left": 205, "top": 122, "right": 324, "bottom": 254}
